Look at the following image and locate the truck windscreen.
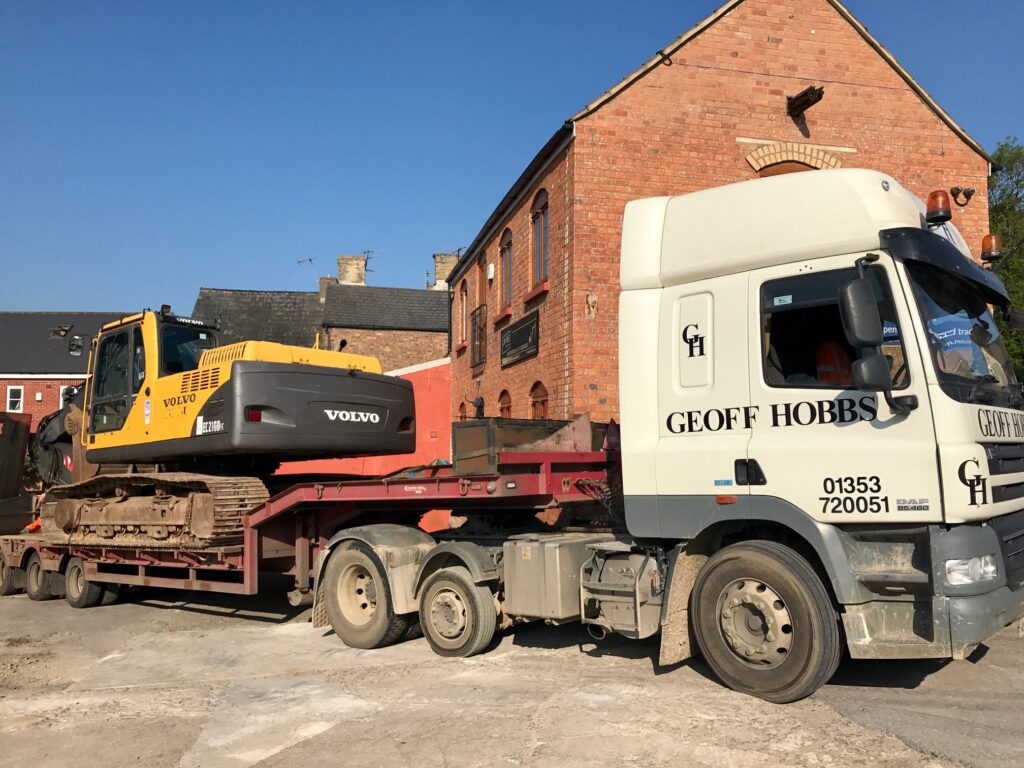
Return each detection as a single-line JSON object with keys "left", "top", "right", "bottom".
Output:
{"left": 905, "top": 261, "right": 1020, "bottom": 408}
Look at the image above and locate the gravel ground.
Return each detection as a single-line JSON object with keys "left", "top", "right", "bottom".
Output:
{"left": 1, "top": 584, "right": 1020, "bottom": 768}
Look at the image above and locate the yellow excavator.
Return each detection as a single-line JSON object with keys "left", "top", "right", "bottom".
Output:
{"left": 42, "top": 306, "right": 415, "bottom": 549}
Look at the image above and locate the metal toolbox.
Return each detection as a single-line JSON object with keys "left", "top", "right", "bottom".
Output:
{"left": 502, "top": 532, "right": 616, "bottom": 620}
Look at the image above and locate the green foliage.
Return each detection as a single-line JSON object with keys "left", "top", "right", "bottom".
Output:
{"left": 990, "top": 137, "right": 1024, "bottom": 377}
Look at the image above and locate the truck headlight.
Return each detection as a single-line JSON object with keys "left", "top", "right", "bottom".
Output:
{"left": 945, "top": 555, "right": 998, "bottom": 585}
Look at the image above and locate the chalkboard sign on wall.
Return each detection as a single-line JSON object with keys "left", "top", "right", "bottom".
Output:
{"left": 501, "top": 311, "right": 539, "bottom": 368}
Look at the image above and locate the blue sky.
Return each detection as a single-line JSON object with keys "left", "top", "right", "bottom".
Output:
{"left": 1, "top": 1, "right": 1021, "bottom": 313}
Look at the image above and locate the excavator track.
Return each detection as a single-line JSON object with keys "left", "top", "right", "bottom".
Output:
{"left": 44, "top": 473, "right": 269, "bottom": 550}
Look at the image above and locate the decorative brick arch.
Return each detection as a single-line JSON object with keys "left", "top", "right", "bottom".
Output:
{"left": 745, "top": 142, "right": 842, "bottom": 173}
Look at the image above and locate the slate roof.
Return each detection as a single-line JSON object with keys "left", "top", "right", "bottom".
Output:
{"left": 322, "top": 283, "right": 449, "bottom": 332}
{"left": 191, "top": 284, "right": 449, "bottom": 345}
{"left": 191, "top": 289, "right": 323, "bottom": 347}
{"left": 0, "top": 312, "right": 128, "bottom": 375}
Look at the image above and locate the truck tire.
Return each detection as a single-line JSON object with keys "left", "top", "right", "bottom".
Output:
{"left": 418, "top": 565, "right": 496, "bottom": 658}
{"left": 100, "top": 583, "right": 121, "bottom": 605}
{"left": 0, "top": 559, "right": 22, "bottom": 596}
{"left": 690, "top": 540, "right": 842, "bottom": 704}
{"left": 24, "top": 552, "right": 56, "bottom": 601}
{"left": 64, "top": 557, "right": 105, "bottom": 609}
{"left": 323, "top": 543, "right": 409, "bottom": 649}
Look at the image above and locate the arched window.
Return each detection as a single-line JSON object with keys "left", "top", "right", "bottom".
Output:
{"left": 529, "top": 381, "right": 548, "bottom": 419}
{"left": 531, "top": 190, "right": 549, "bottom": 286}
{"left": 459, "top": 280, "right": 468, "bottom": 342}
{"left": 477, "top": 254, "right": 487, "bottom": 306}
{"left": 500, "top": 229, "right": 513, "bottom": 309}
{"left": 758, "top": 161, "right": 815, "bottom": 178}
{"left": 458, "top": 402, "right": 467, "bottom": 422}
{"left": 498, "top": 390, "right": 511, "bottom": 419}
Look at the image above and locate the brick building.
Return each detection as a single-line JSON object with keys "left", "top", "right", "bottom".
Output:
{"left": 0, "top": 312, "right": 125, "bottom": 431}
{"left": 193, "top": 254, "right": 453, "bottom": 372}
{"left": 447, "top": 0, "right": 992, "bottom": 423}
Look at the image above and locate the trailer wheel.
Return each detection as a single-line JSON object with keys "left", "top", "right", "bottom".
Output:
{"left": 64, "top": 557, "right": 105, "bottom": 609}
{"left": 24, "top": 552, "right": 56, "bottom": 601}
{"left": 324, "top": 543, "right": 409, "bottom": 649}
{"left": 419, "top": 566, "right": 496, "bottom": 658}
{"left": 100, "top": 583, "right": 121, "bottom": 605}
{"left": 691, "top": 540, "right": 842, "bottom": 704}
{"left": 0, "top": 559, "right": 22, "bottom": 596}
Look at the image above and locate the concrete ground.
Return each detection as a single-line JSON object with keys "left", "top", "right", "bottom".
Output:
{"left": 1, "top": 583, "right": 1020, "bottom": 768}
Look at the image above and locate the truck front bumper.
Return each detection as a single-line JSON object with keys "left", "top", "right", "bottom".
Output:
{"left": 948, "top": 584, "right": 1024, "bottom": 658}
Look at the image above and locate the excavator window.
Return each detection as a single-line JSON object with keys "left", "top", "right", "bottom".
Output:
{"left": 160, "top": 325, "right": 217, "bottom": 375}
{"left": 91, "top": 329, "right": 130, "bottom": 432}
{"left": 132, "top": 326, "right": 146, "bottom": 396}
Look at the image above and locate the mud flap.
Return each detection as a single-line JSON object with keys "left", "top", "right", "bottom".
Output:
{"left": 659, "top": 547, "right": 707, "bottom": 666}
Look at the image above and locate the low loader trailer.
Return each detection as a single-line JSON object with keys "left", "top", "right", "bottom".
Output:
{"left": 5, "top": 170, "right": 1024, "bottom": 703}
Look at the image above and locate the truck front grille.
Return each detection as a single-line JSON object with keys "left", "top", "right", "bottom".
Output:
{"left": 989, "top": 508, "right": 1024, "bottom": 591}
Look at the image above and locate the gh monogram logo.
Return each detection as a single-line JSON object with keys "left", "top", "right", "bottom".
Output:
{"left": 682, "top": 323, "right": 706, "bottom": 358}
{"left": 957, "top": 458, "right": 988, "bottom": 506}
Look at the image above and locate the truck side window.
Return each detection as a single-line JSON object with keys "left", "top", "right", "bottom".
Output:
{"left": 760, "top": 267, "right": 908, "bottom": 389}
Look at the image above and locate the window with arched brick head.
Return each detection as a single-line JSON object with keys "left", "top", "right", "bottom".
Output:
{"left": 459, "top": 280, "right": 468, "bottom": 342}
{"left": 499, "top": 390, "right": 511, "bottom": 419}
{"left": 531, "top": 190, "right": 549, "bottom": 286}
{"left": 500, "top": 229, "right": 513, "bottom": 309}
{"left": 529, "top": 381, "right": 548, "bottom": 419}
{"left": 758, "top": 161, "right": 815, "bottom": 178}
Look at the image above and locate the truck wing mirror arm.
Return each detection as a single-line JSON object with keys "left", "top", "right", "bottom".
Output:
{"left": 842, "top": 257, "right": 916, "bottom": 416}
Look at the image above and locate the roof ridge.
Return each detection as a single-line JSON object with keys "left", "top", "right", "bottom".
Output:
{"left": 198, "top": 287, "right": 318, "bottom": 295}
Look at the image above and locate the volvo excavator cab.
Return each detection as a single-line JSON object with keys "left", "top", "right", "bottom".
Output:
{"left": 37, "top": 307, "right": 417, "bottom": 550}
{"left": 80, "top": 308, "right": 416, "bottom": 467}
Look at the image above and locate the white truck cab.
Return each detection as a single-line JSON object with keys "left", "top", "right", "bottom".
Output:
{"left": 619, "top": 169, "right": 1024, "bottom": 696}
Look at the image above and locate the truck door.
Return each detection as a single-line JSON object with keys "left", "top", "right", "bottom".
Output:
{"left": 746, "top": 254, "right": 940, "bottom": 524}
{"left": 89, "top": 325, "right": 145, "bottom": 435}
{"left": 654, "top": 272, "right": 752, "bottom": 529}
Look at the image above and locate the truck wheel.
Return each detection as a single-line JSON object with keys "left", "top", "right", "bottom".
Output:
{"left": 691, "top": 540, "right": 842, "bottom": 704}
{"left": 324, "top": 543, "right": 409, "bottom": 649}
{"left": 24, "top": 552, "right": 56, "bottom": 601}
{"left": 100, "top": 583, "right": 122, "bottom": 605}
{"left": 64, "top": 557, "right": 105, "bottom": 609}
{"left": 0, "top": 559, "right": 22, "bottom": 596}
{"left": 419, "top": 566, "right": 496, "bottom": 658}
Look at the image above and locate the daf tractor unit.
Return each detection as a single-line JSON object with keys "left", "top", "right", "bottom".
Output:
{"left": 3, "top": 168, "right": 1022, "bottom": 703}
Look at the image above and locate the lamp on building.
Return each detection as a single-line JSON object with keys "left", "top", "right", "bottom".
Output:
{"left": 786, "top": 85, "right": 824, "bottom": 118}
{"left": 950, "top": 186, "right": 976, "bottom": 207}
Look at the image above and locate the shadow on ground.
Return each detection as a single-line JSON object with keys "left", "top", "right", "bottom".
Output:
{"left": 124, "top": 573, "right": 308, "bottom": 624}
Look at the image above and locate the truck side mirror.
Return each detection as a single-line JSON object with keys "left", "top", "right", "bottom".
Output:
{"left": 839, "top": 279, "right": 883, "bottom": 347}
{"left": 851, "top": 354, "right": 891, "bottom": 392}
{"left": 68, "top": 335, "right": 85, "bottom": 357}
{"left": 1004, "top": 309, "right": 1024, "bottom": 332}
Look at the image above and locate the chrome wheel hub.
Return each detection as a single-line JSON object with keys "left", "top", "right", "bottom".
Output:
{"left": 717, "top": 578, "right": 794, "bottom": 669}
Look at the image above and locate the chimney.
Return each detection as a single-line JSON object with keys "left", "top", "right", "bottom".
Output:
{"left": 337, "top": 255, "right": 367, "bottom": 286}
{"left": 431, "top": 253, "right": 460, "bottom": 290}
{"left": 318, "top": 276, "right": 336, "bottom": 303}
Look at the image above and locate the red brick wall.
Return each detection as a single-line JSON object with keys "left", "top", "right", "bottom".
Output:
{"left": 324, "top": 328, "right": 449, "bottom": 373}
{"left": 1, "top": 377, "right": 84, "bottom": 432}
{"left": 449, "top": 144, "right": 578, "bottom": 421}
{"left": 451, "top": 0, "right": 990, "bottom": 423}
